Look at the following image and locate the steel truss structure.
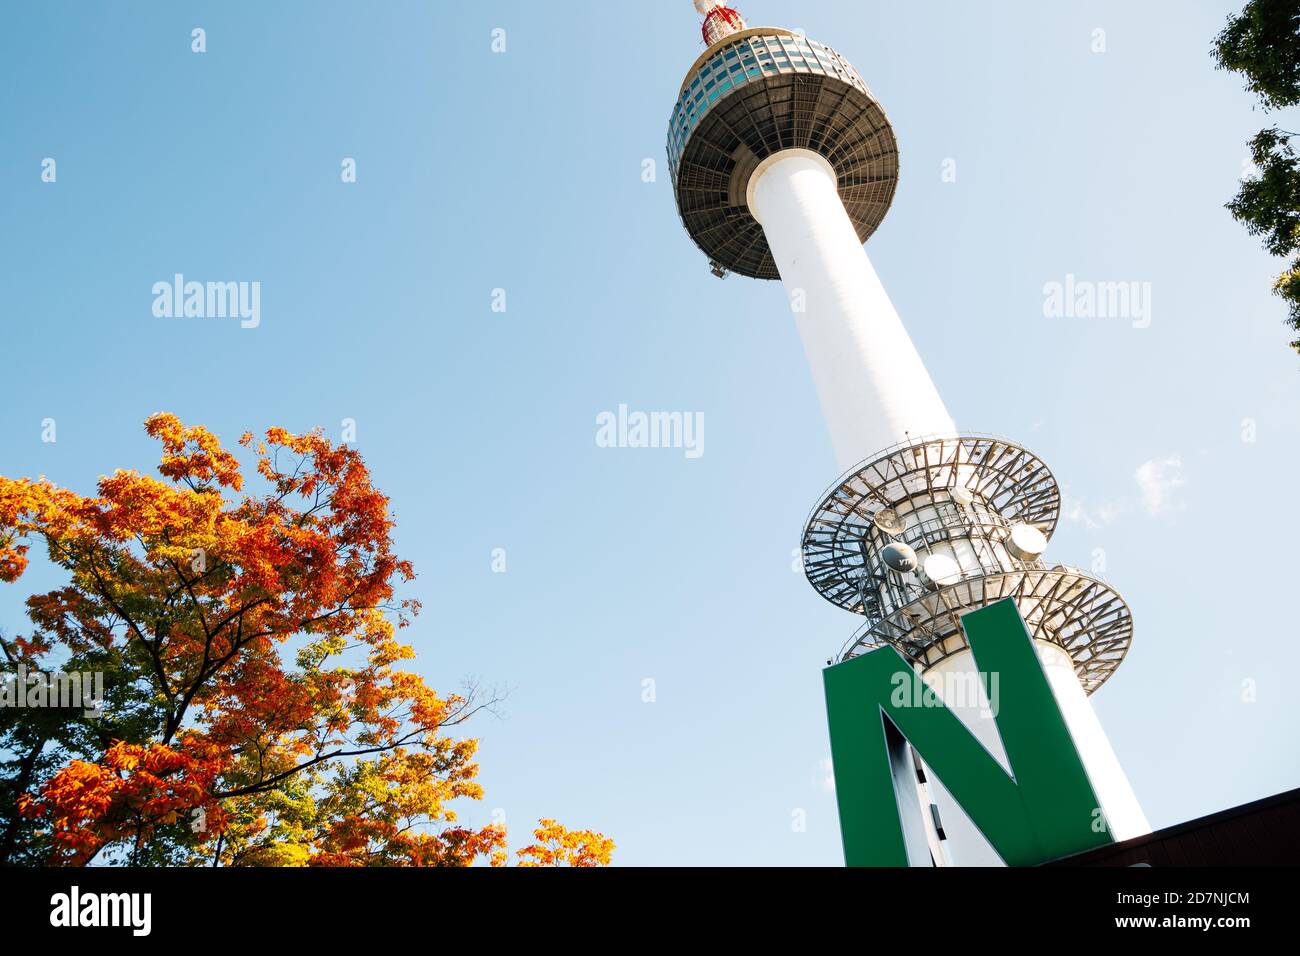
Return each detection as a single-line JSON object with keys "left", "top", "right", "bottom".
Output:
{"left": 802, "top": 435, "right": 1131, "bottom": 693}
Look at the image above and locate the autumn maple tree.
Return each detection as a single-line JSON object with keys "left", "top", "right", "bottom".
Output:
{"left": 515, "top": 818, "right": 616, "bottom": 867}
{"left": 0, "top": 414, "right": 611, "bottom": 867}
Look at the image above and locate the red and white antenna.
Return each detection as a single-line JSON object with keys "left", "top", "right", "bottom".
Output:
{"left": 694, "top": 0, "right": 747, "bottom": 46}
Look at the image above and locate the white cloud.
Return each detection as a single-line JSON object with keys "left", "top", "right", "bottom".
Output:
{"left": 1135, "top": 455, "right": 1187, "bottom": 516}
{"left": 1060, "top": 486, "right": 1120, "bottom": 529}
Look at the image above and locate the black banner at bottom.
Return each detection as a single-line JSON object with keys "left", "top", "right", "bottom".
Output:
{"left": 0, "top": 863, "right": 1274, "bottom": 942}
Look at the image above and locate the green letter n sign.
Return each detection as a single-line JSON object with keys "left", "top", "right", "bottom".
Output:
{"left": 823, "top": 598, "right": 1112, "bottom": 866}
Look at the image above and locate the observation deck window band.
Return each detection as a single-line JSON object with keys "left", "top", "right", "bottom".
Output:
{"left": 669, "top": 31, "right": 873, "bottom": 137}
{"left": 676, "top": 26, "right": 800, "bottom": 98}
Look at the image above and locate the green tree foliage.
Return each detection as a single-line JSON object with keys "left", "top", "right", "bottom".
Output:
{"left": 1214, "top": 0, "right": 1300, "bottom": 109}
{"left": 1213, "top": 1, "right": 1300, "bottom": 352}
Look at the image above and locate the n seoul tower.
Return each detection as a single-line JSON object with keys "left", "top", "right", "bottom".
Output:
{"left": 668, "top": 1, "right": 1149, "bottom": 865}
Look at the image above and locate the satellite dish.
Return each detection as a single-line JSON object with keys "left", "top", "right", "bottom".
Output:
{"left": 920, "top": 553, "right": 961, "bottom": 589}
{"left": 1006, "top": 523, "right": 1048, "bottom": 561}
{"left": 950, "top": 485, "right": 974, "bottom": 508}
{"left": 881, "top": 542, "right": 918, "bottom": 573}
{"left": 873, "top": 508, "right": 907, "bottom": 535}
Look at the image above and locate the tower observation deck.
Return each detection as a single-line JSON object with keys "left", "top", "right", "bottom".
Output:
{"left": 667, "top": 23, "right": 897, "bottom": 279}
{"left": 668, "top": 2, "right": 1150, "bottom": 866}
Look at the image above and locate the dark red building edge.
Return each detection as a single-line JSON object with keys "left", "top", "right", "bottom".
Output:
{"left": 1044, "top": 786, "right": 1300, "bottom": 866}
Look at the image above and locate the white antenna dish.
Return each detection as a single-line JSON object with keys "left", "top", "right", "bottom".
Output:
{"left": 873, "top": 509, "right": 907, "bottom": 535}
{"left": 1006, "top": 523, "right": 1048, "bottom": 561}
{"left": 920, "top": 553, "right": 961, "bottom": 589}
{"left": 950, "top": 485, "right": 974, "bottom": 508}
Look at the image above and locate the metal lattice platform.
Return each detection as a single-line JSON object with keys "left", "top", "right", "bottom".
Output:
{"left": 802, "top": 435, "right": 1062, "bottom": 614}
{"left": 668, "top": 28, "right": 898, "bottom": 278}
{"left": 836, "top": 567, "right": 1134, "bottom": 695}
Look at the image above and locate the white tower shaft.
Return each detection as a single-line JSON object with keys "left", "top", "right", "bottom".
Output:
{"left": 749, "top": 147, "right": 1150, "bottom": 864}
{"left": 747, "top": 150, "right": 956, "bottom": 471}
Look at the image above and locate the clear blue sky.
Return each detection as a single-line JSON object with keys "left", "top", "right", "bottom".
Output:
{"left": 2, "top": 0, "right": 1297, "bottom": 866}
